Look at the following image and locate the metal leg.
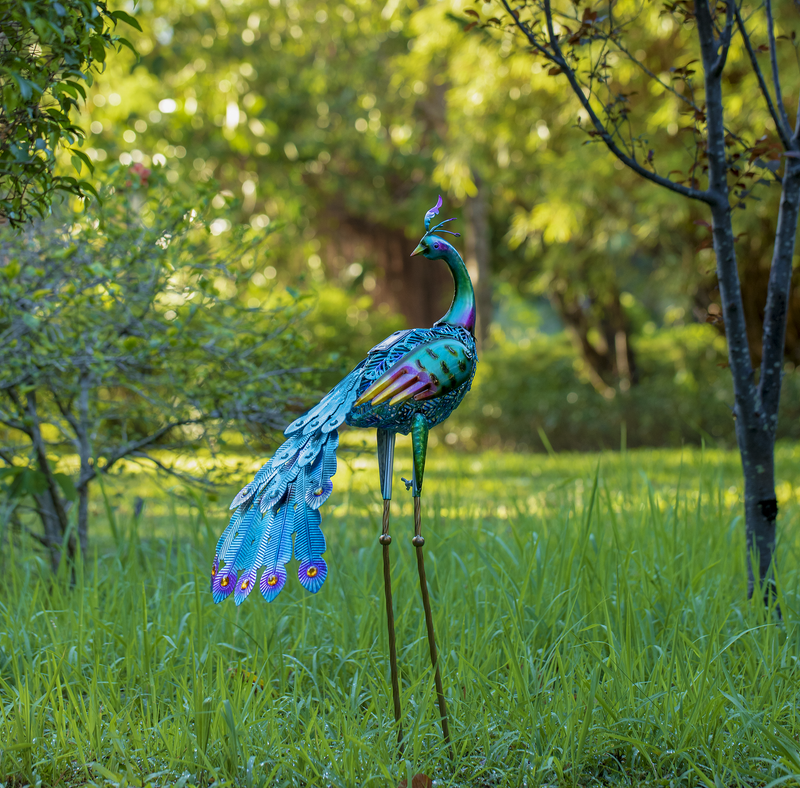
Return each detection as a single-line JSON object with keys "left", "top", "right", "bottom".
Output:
{"left": 377, "top": 429, "right": 403, "bottom": 753}
{"left": 410, "top": 416, "right": 453, "bottom": 759}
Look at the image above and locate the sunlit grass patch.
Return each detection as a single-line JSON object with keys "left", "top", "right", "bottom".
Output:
{"left": 1, "top": 443, "right": 799, "bottom": 787}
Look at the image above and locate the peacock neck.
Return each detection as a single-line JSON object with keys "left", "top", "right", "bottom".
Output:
{"left": 437, "top": 246, "right": 476, "bottom": 336}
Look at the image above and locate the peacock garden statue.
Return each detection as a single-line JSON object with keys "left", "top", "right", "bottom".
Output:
{"left": 210, "top": 197, "right": 477, "bottom": 756}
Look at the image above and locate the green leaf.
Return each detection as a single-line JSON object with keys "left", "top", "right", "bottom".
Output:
{"left": 53, "top": 473, "right": 78, "bottom": 502}
{"left": 115, "top": 37, "right": 138, "bottom": 56}
{"left": 89, "top": 35, "right": 107, "bottom": 63}
{"left": 70, "top": 149, "right": 94, "bottom": 175}
{"left": 110, "top": 10, "right": 143, "bottom": 31}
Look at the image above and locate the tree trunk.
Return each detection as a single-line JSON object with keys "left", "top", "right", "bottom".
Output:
{"left": 464, "top": 174, "right": 493, "bottom": 348}
{"left": 33, "top": 490, "right": 65, "bottom": 573}
{"left": 26, "top": 393, "right": 75, "bottom": 565}
{"left": 550, "top": 287, "right": 637, "bottom": 395}
{"left": 322, "top": 210, "right": 452, "bottom": 328}
{"left": 76, "top": 372, "right": 91, "bottom": 554}
{"left": 696, "top": 0, "right": 791, "bottom": 605}
{"left": 744, "top": 156, "right": 800, "bottom": 601}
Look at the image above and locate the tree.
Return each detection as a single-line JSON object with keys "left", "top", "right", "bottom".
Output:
{"left": 485, "top": 0, "right": 798, "bottom": 602}
{"left": 0, "top": 167, "right": 311, "bottom": 570}
{"left": 0, "top": 0, "right": 138, "bottom": 226}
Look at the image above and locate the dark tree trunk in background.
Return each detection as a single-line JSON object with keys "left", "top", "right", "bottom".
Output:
{"left": 33, "top": 490, "right": 66, "bottom": 573}
{"left": 464, "top": 174, "right": 493, "bottom": 349}
{"left": 323, "top": 210, "right": 451, "bottom": 328}
{"left": 551, "top": 288, "right": 638, "bottom": 396}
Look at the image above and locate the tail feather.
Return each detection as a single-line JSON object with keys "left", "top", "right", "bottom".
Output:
{"left": 259, "top": 489, "right": 296, "bottom": 602}
{"left": 212, "top": 364, "right": 364, "bottom": 604}
{"left": 294, "top": 476, "right": 326, "bottom": 562}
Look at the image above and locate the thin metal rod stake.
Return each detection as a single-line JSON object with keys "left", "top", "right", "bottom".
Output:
{"left": 413, "top": 495, "right": 453, "bottom": 760}
{"left": 377, "top": 429, "right": 403, "bottom": 753}
{"left": 380, "top": 499, "right": 403, "bottom": 753}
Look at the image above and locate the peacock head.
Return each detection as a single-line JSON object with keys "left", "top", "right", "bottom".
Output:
{"left": 411, "top": 195, "right": 460, "bottom": 259}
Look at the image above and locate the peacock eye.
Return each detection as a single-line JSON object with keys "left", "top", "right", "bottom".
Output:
{"left": 433, "top": 242, "right": 440, "bottom": 249}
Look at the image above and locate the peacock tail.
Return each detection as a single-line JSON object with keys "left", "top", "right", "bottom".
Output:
{"left": 211, "top": 363, "right": 365, "bottom": 604}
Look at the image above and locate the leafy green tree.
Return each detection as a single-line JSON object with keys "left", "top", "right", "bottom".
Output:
{"left": 485, "top": 0, "right": 798, "bottom": 603}
{"left": 0, "top": 0, "right": 138, "bottom": 226}
{"left": 75, "top": 0, "right": 798, "bottom": 397}
{"left": 75, "top": 0, "right": 458, "bottom": 326}
{"left": 0, "top": 167, "right": 310, "bottom": 570}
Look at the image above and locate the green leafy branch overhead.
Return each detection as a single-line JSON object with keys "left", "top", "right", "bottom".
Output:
{"left": 0, "top": 0, "right": 140, "bottom": 226}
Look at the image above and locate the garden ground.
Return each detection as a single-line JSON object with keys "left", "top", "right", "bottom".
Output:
{"left": 1, "top": 441, "right": 800, "bottom": 787}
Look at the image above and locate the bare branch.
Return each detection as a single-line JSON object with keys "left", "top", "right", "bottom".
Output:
{"left": 711, "top": 1, "right": 735, "bottom": 77}
{"left": 734, "top": 3, "right": 793, "bottom": 149}
{"left": 129, "top": 451, "right": 214, "bottom": 487}
{"left": 765, "top": 0, "right": 793, "bottom": 141}
{"left": 85, "top": 419, "right": 195, "bottom": 486}
{"left": 759, "top": 157, "right": 800, "bottom": 424}
{"left": 503, "top": 0, "right": 713, "bottom": 203}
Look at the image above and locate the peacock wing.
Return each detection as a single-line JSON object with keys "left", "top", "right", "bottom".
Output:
{"left": 354, "top": 337, "right": 475, "bottom": 408}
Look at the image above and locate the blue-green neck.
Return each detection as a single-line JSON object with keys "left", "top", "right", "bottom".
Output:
{"left": 436, "top": 241, "right": 476, "bottom": 335}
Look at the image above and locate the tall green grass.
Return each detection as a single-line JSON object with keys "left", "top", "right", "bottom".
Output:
{"left": 1, "top": 443, "right": 799, "bottom": 787}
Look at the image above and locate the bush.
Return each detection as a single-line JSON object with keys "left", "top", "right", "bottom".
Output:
{"left": 452, "top": 325, "right": 800, "bottom": 452}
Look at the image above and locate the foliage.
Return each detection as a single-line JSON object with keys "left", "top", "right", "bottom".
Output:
{"left": 453, "top": 324, "right": 800, "bottom": 452}
{"left": 74, "top": 0, "right": 800, "bottom": 387}
{"left": 0, "top": 167, "right": 312, "bottom": 569}
{"left": 0, "top": 0, "right": 139, "bottom": 226}
{"left": 1, "top": 446, "right": 799, "bottom": 785}
{"left": 76, "top": 0, "right": 433, "bottom": 254}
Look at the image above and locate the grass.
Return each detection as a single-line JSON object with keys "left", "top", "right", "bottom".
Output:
{"left": 1, "top": 440, "right": 800, "bottom": 787}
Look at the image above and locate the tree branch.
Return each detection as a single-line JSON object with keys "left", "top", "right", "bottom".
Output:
{"left": 734, "top": 3, "right": 793, "bottom": 150}
{"left": 710, "top": 1, "right": 734, "bottom": 77}
{"left": 758, "top": 157, "right": 800, "bottom": 426}
{"left": 129, "top": 450, "right": 214, "bottom": 487}
{"left": 765, "top": 0, "right": 793, "bottom": 142}
{"left": 696, "top": 0, "right": 758, "bottom": 416}
{"left": 501, "top": 0, "right": 712, "bottom": 204}
{"left": 83, "top": 419, "right": 195, "bottom": 487}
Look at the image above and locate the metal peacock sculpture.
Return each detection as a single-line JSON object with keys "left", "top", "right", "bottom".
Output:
{"left": 211, "top": 196, "right": 477, "bottom": 755}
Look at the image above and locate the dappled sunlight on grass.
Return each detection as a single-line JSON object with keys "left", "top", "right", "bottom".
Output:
{"left": 3, "top": 445, "right": 799, "bottom": 786}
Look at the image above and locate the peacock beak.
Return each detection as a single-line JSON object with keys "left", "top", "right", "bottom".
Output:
{"left": 411, "top": 242, "right": 425, "bottom": 257}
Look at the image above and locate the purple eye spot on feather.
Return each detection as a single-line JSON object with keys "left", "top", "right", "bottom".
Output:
{"left": 212, "top": 568, "right": 236, "bottom": 603}
{"left": 298, "top": 558, "right": 327, "bottom": 593}
{"left": 260, "top": 567, "right": 287, "bottom": 602}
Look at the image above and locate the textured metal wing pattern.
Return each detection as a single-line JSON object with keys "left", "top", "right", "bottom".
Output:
{"left": 347, "top": 325, "right": 477, "bottom": 435}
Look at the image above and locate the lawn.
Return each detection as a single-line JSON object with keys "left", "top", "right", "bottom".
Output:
{"left": 1, "top": 441, "right": 800, "bottom": 787}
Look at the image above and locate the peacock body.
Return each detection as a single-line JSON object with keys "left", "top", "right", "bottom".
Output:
{"left": 211, "top": 197, "right": 477, "bottom": 605}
